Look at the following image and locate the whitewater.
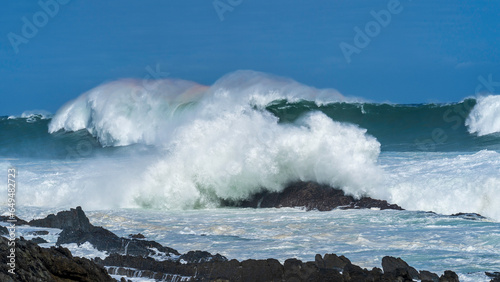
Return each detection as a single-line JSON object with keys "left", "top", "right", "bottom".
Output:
{"left": 1, "top": 70, "right": 500, "bottom": 280}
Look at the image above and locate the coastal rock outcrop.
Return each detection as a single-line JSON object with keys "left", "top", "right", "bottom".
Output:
{"left": 28, "top": 206, "right": 180, "bottom": 258}
{"left": 0, "top": 236, "right": 112, "bottom": 282}
{"left": 230, "top": 181, "right": 403, "bottom": 211}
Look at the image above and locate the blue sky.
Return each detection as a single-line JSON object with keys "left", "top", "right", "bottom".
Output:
{"left": 1, "top": 0, "right": 499, "bottom": 115}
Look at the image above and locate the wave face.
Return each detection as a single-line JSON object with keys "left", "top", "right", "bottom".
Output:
{"left": 2, "top": 71, "right": 500, "bottom": 219}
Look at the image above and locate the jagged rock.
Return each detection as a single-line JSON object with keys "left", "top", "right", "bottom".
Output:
{"left": 96, "top": 251, "right": 463, "bottom": 282}
{"left": 128, "top": 233, "right": 145, "bottom": 239}
{"left": 382, "top": 256, "right": 420, "bottom": 280}
{"left": 30, "top": 237, "right": 48, "bottom": 244}
{"left": 179, "top": 250, "right": 227, "bottom": 263}
{"left": 29, "top": 206, "right": 92, "bottom": 231}
{"left": 0, "top": 236, "right": 112, "bottom": 282}
{"left": 321, "top": 253, "right": 351, "bottom": 271}
{"left": 283, "top": 258, "right": 319, "bottom": 281}
{"left": 420, "top": 270, "right": 440, "bottom": 282}
{"left": 29, "top": 206, "right": 180, "bottom": 257}
{"left": 230, "top": 181, "right": 403, "bottom": 211}
{"left": 439, "top": 270, "right": 459, "bottom": 282}
{"left": 342, "top": 263, "right": 368, "bottom": 281}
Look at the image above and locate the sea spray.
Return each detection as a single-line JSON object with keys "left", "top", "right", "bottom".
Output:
{"left": 1, "top": 71, "right": 500, "bottom": 221}
{"left": 466, "top": 95, "right": 500, "bottom": 136}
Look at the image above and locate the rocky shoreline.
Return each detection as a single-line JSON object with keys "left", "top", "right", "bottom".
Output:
{"left": 0, "top": 182, "right": 498, "bottom": 281}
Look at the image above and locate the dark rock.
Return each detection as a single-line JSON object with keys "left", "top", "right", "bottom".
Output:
{"left": 439, "top": 270, "right": 459, "bottom": 282}
{"left": 128, "top": 233, "right": 145, "bottom": 239}
{"left": 343, "top": 262, "right": 369, "bottom": 281}
{"left": 179, "top": 250, "right": 228, "bottom": 263}
{"left": 0, "top": 215, "right": 28, "bottom": 225}
{"left": 228, "top": 181, "right": 403, "bottom": 211}
{"left": 239, "top": 259, "right": 284, "bottom": 282}
{"left": 30, "top": 237, "right": 48, "bottom": 244}
{"left": 491, "top": 277, "right": 500, "bottom": 282}
{"left": 451, "top": 212, "right": 486, "bottom": 220}
{"left": 0, "top": 225, "right": 8, "bottom": 235}
{"left": 29, "top": 206, "right": 92, "bottom": 231}
{"left": 420, "top": 270, "right": 440, "bottom": 282}
{"left": 29, "top": 206, "right": 180, "bottom": 258}
{"left": 96, "top": 251, "right": 461, "bottom": 282}
{"left": 27, "top": 230, "right": 50, "bottom": 236}
{"left": 322, "top": 253, "right": 351, "bottom": 271}
{"left": 382, "top": 256, "right": 420, "bottom": 280}
{"left": 487, "top": 272, "right": 500, "bottom": 282}
{"left": 382, "top": 267, "right": 414, "bottom": 282}
{"left": 283, "top": 258, "right": 319, "bottom": 282}
{"left": 0, "top": 236, "right": 112, "bottom": 282}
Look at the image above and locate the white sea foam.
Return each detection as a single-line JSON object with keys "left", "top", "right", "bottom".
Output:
{"left": 48, "top": 78, "right": 208, "bottom": 146}
{"left": 45, "top": 71, "right": 380, "bottom": 210}
{"left": 13, "top": 72, "right": 498, "bottom": 221}
{"left": 379, "top": 150, "right": 500, "bottom": 220}
{"left": 466, "top": 95, "right": 500, "bottom": 136}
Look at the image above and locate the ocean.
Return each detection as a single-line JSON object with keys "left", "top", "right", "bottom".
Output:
{"left": 1, "top": 70, "right": 500, "bottom": 281}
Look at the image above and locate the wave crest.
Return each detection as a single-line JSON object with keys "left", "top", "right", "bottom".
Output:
{"left": 48, "top": 79, "right": 207, "bottom": 146}
{"left": 466, "top": 95, "right": 500, "bottom": 136}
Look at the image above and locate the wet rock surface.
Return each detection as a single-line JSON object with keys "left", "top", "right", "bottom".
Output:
{"left": 3, "top": 206, "right": 478, "bottom": 281}
{"left": 0, "top": 236, "right": 112, "bottom": 282}
{"left": 228, "top": 181, "right": 403, "bottom": 211}
{"left": 487, "top": 272, "right": 500, "bottom": 282}
{"left": 95, "top": 253, "right": 459, "bottom": 282}
{"left": 28, "top": 206, "right": 180, "bottom": 258}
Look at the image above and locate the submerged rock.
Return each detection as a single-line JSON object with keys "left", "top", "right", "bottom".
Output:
{"left": 27, "top": 230, "right": 50, "bottom": 236}
{"left": 450, "top": 212, "right": 486, "bottom": 220}
{"left": 230, "top": 181, "right": 403, "bottom": 211}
